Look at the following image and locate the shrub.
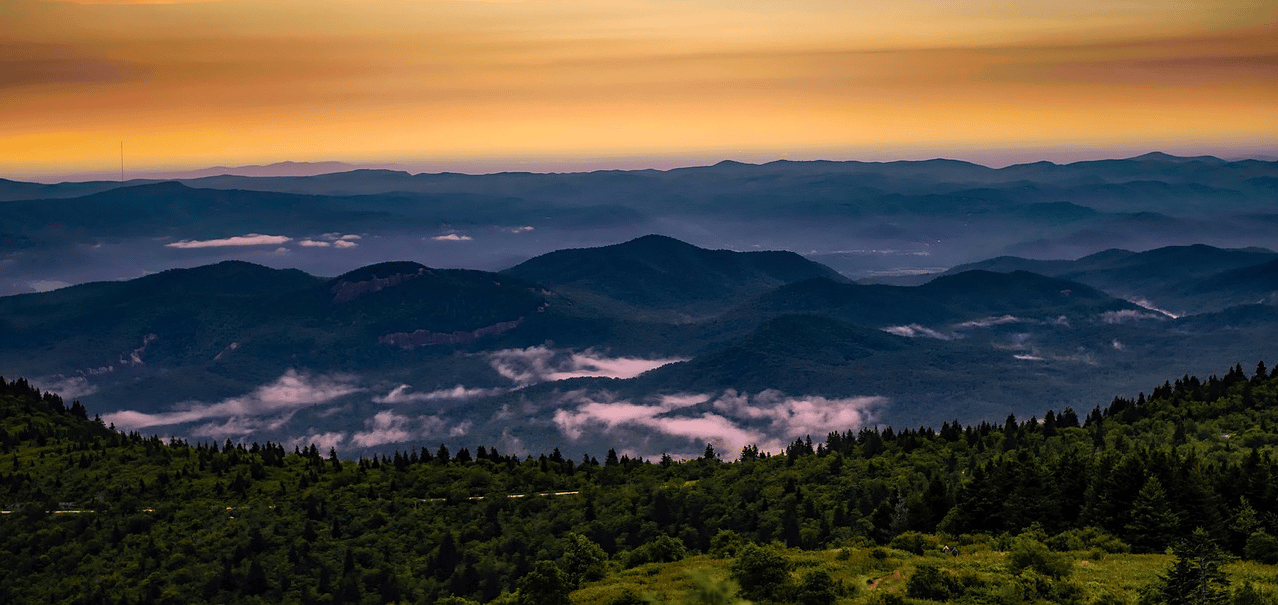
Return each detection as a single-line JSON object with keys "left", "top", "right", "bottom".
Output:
{"left": 891, "top": 531, "right": 941, "bottom": 555}
{"left": 1046, "top": 527, "right": 1130, "bottom": 554}
{"left": 1243, "top": 531, "right": 1278, "bottom": 564}
{"left": 626, "top": 535, "right": 688, "bottom": 568}
{"left": 731, "top": 543, "right": 792, "bottom": 602}
{"left": 907, "top": 563, "right": 959, "bottom": 601}
{"left": 797, "top": 570, "right": 839, "bottom": 605}
{"left": 561, "top": 533, "right": 608, "bottom": 587}
{"left": 1008, "top": 536, "right": 1073, "bottom": 580}
{"left": 711, "top": 530, "right": 746, "bottom": 558}
{"left": 1091, "top": 589, "right": 1131, "bottom": 605}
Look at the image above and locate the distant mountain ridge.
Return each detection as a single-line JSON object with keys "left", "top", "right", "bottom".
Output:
{"left": 3, "top": 235, "right": 1275, "bottom": 455}
{"left": 503, "top": 234, "right": 847, "bottom": 320}
{"left": 947, "top": 244, "right": 1278, "bottom": 315}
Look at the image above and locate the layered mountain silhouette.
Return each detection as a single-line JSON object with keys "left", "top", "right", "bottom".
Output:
{"left": 3, "top": 234, "right": 1276, "bottom": 455}
{"left": 503, "top": 234, "right": 846, "bottom": 320}
{"left": 947, "top": 244, "right": 1278, "bottom": 315}
{"left": 3, "top": 153, "right": 1276, "bottom": 297}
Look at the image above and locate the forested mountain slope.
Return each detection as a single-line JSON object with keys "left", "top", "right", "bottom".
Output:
{"left": 3, "top": 361, "right": 1278, "bottom": 603}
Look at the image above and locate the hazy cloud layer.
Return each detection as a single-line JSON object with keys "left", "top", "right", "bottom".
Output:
{"left": 166, "top": 234, "right": 292, "bottom": 248}
{"left": 954, "top": 315, "right": 1024, "bottom": 329}
{"left": 298, "top": 233, "right": 361, "bottom": 248}
{"left": 36, "top": 375, "right": 97, "bottom": 400}
{"left": 1101, "top": 309, "right": 1167, "bottom": 324}
{"left": 432, "top": 234, "right": 472, "bottom": 242}
{"left": 882, "top": 324, "right": 953, "bottom": 339}
{"left": 1126, "top": 298, "right": 1180, "bottom": 319}
{"left": 290, "top": 431, "right": 347, "bottom": 452}
{"left": 373, "top": 384, "right": 506, "bottom": 403}
{"left": 103, "top": 369, "right": 361, "bottom": 432}
{"left": 349, "top": 410, "right": 470, "bottom": 448}
{"left": 488, "top": 346, "right": 686, "bottom": 386}
{"left": 551, "top": 389, "right": 884, "bottom": 456}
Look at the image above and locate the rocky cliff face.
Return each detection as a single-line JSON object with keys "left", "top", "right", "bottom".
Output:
{"left": 330, "top": 267, "right": 431, "bottom": 304}
{"left": 378, "top": 318, "right": 524, "bottom": 349}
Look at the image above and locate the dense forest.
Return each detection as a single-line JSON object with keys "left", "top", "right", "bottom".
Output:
{"left": 3, "top": 361, "right": 1278, "bottom": 604}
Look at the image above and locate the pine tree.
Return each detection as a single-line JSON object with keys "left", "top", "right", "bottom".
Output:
{"left": 1126, "top": 476, "right": 1180, "bottom": 553}
{"left": 1161, "top": 528, "right": 1230, "bottom": 605}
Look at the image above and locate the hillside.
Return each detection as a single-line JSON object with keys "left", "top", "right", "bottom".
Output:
{"left": 503, "top": 234, "right": 847, "bottom": 320}
{"left": 2, "top": 236, "right": 1277, "bottom": 455}
{"left": 3, "top": 361, "right": 1278, "bottom": 603}
{"left": 947, "top": 244, "right": 1278, "bottom": 315}
{"left": 6, "top": 154, "right": 1277, "bottom": 298}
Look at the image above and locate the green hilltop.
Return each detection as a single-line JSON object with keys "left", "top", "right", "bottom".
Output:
{"left": 3, "top": 360, "right": 1278, "bottom": 603}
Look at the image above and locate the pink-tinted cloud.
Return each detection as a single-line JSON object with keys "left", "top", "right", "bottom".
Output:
{"left": 103, "top": 369, "right": 361, "bottom": 430}
{"left": 551, "top": 389, "right": 885, "bottom": 456}
{"left": 487, "top": 346, "right": 685, "bottom": 386}
{"left": 165, "top": 233, "right": 291, "bottom": 248}
{"left": 348, "top": 410, "right": 467, "bottom": 448}
{"left": 373, "top": 384, "right": 506, "bottom": 403}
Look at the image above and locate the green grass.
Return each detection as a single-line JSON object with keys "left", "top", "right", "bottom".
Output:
{"left": 572, "top": 543, "right": 1278, "bottom": 605}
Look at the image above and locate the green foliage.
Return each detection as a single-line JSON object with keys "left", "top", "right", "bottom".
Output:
{"left": 1160, "top": 529, "right": 1231, "bottom": 605}
{"left": 1127, "top": 477, "right": 1182, "bottom": 554}
{"left": 890, "top": 531, "right": 940, "bottom": 555}
{"left": 711, "top": 530, "right": 746, "bottom": 558}
{"left": 1047, "top": 527, "right": 1132, "bottom": 554}
{"left": 796, "top": 569, "right": 839, "bottom": 605}
{"left": 627, "top": 536, "right": 689, "bottom": 568}
{"left": 679, "top": 570, "right": 752, "bottom": 605}
{"left": 1244, "top": 532, "right": 1278, "bottom": 565}
{"left": 730, "top": 543, "right": 791, "bottom": 602}
{"left": 563, "top": 533, "right": 609, "bottom": 588}
{"left": 2, "top": 362, "right": 1278, "bottom": 604}
{"left": 1230, "top": 582, "right": 1267, "bottom": 605}
{"left": 1008, "top": 536, "right": 1075, "bottom": 580}
{"left": 907, "top": 563, "right": 960, "bottom": 601}
{"left": 516, "top": 561, "right": 572, "bottom": 605}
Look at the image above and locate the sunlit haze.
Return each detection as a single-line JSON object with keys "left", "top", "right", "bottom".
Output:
{"left": 2, "top": 0, "right": 1275, "bottom": 179}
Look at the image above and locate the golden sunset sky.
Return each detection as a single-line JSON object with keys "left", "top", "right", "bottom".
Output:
{"left": 2, "top": 0, "right": 1275, "bottom": 178}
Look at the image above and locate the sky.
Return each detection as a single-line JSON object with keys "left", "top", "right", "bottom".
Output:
{"left": 2, "top": 0, "right": 1275, "bottom": 179}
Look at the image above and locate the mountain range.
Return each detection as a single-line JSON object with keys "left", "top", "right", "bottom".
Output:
{"left": 2, "top": 234, "right": 1274, "bottom": 458}
{"left": 2, "top": 153, "right": 1276, "bottom": 298}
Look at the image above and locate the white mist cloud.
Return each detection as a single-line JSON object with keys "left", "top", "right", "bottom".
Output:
{"left": 103, "top": 369, "right": 361, "bottom": 430}
{"left": 290, "top": 431, "right": 347, "bottom": 452}
{"left": 373, "top": 384, "right": 506, "bottom": 403}
{"left": 349, "top": 410, "right": 463, "bottom": 447}
{"left": 432, "top": 234, "right": 472, "bottom": 241}
{"left": 487, "top": 346, "right": 686, "bottom": 386}
{"left": 298, "top": 233, "right": 360, "bottom": 248}
{"left": 36, "top": 375, "right": 97, "bottom": 400}
{"left": 350, "top": 410, "right": 417, "bottom": 447}
{"left": 1101, "top": 309, "right": 1166, "bottom": 324}
{"left": 551, "top": 389, "right": 884, "bottom": 456}
{"left": 28, "top": 279, "right": 71, "bottom": 292}
{"left": 1126, "top": 297, "right": 1179, "bottom": 319}
{"left": 954, "top": 315, "right": 1023, "bottom": 329}
{"left": 166, "top": 233, "right": 291, "bottom": 248}
{"left": 882, "top": 324, "right": 953, "bottom": 339}
{"left": 507, "top": 226, "right": 535, "bottom": 233}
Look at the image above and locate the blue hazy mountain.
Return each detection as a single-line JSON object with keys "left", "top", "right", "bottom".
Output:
{"left": 946, "top": 244, "right": 1278, "bottom": 315}
{"left": 503, "top": 234, "right": 847, "bottom": 320}
{"left": 2, "top": 234, "right": 1275, "bottom": 456}
{"left": 2, "top": 153, "right": 1276, "bottom": 297}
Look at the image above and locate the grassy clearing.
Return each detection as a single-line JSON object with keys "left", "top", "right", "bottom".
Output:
{"left": 573, "top": 542, "right": 1278, "bottom": 605}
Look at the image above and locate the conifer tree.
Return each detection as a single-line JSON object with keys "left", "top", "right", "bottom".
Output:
{"left": 1160, "top": 528, "right": 1230, "bottom": 605}
{"left": 1126, "top": 477, "right": 1180, "bottom": 553}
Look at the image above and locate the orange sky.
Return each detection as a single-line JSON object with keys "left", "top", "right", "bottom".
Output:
{"left": 2, "top": 0, "right": 1275, "bottom": 178}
